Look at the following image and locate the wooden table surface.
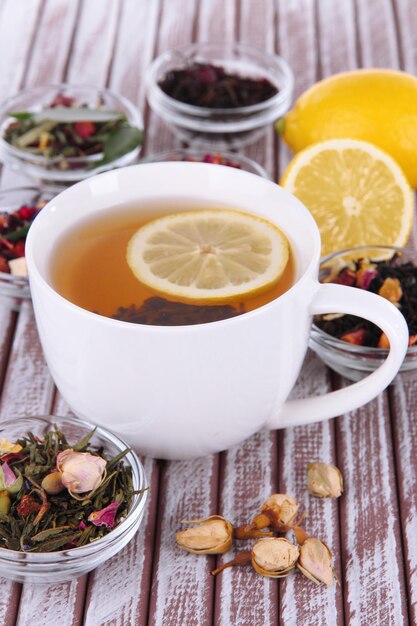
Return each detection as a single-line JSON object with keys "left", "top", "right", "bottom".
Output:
{"left": 0, "top": 0, "right": 416, "bottom": 624}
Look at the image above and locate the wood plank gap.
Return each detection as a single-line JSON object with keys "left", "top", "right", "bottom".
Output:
{"left": 0, "top": 309, "right": 17, "bottom": 399}
{"left": 61, "top": 0, "right": 83, "bottom": 82}
{"left": 18, "top": 0, "right": 47, "bottom": 89}
{"left": 235, "top": 0, "right": 241, "bottom": 41}
{"left": 103, "top": 0, "right": 126, "bottom": 89}
{"left": 351, "top": 0, "right": 363, "bottom": 68}
{"left": 388, "top": 0, "right": 405, "bottom": 70}
{"left": 144, "top": 458, "right": 165, "bottom": 626}
{"left": 312, "top": 0, "right": 322, "bottom": 83}
{"left": 388, "top": 384, "right": 413, "bottom": 626}
{"left": 138, "top": 0, "right": 163, "bottom": 157}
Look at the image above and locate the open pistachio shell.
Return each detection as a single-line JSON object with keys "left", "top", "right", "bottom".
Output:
{"left": 251, "top": 537, "right": 299, "bottom": 578}
{"left": 176, "top": 515, "right": 233, "bottom": 555}
{"left": 297, "top": 537, "right": 335, "bottom": 586}
{"left": 307, "top": 462, "right": 343, "bottom": 498}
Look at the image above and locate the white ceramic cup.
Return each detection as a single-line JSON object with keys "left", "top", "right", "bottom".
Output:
{"left": 26, "top": 163, "right": 409, "bottom": 459}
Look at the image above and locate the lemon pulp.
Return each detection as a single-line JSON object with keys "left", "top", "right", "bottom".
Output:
{"left": 126, "top": 209, "right": 289, "bottom": 302}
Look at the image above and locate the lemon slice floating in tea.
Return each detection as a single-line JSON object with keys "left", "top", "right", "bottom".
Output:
{"left": 280, "top": 138, "right": 414, "bottom": 257}
{"left": 126, "top": 209, "right": 289, "bottom": 302}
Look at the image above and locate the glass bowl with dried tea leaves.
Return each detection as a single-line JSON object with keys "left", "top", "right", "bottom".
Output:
{"left": 0, "top": 186, "right": 55, "bottom": 304}
{"left": 0, "top": 414, "right": 147, "bottom": 583}
{"left": 146, "top": 42, "right": 293, "bottom": 149}
{"left": 0, "top": 84, "right": 144, "bottom": 188}
{"left": 309, "top": 245, "right": 417, "bottom": 381}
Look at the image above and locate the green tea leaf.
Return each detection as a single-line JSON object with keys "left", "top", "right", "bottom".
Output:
{"left": 93, "top": 125, "right": 143, "bottom": 168}
{"left": 73, "top": 427, "right": 96, "bottom": 451}
{"left": 31, "top": 526, "right": 71, "bottom": 542}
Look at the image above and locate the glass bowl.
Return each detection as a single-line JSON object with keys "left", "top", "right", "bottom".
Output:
{"left": 0, "top": 186, "right": 55, "bottom": 304}
{"left": 309, "top": 245, "right": 417, "bottom": 381}
{"left": 141, "top": 147, "right": 270, "bottom": 178}
{"left": 146, "top": 42, "right": 293, "bottom": 149}
{"left": 0, "top": 414, "right": 147, "bottom": 583}
{"left": 0, "top": 84, "right": 144, "bottom": 188}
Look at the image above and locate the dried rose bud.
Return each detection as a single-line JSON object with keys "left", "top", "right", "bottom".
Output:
{"left": 251, "top": 537, "right": 299, "bottom": 578}
{"left": 56, "top": 449, "right": 106, "bottom": 497}
{"left": 257, "top": 493, "right": 299, "bottom": 529}
{"left": 176, "top": 515, "right": 233, "bottom": 555}
{"left": 297, "top": 537, "right": 335, "bottom": 586}
{"left": 307, "top": 462, "right": 343, "bottom": 498}
{"left": 88, "top": 502, "right": 120, "bottom": 528}
{"left": 41, "top": 471, "right": 65, "bottom": 495}
{"left": 0, "top": 462, "right": 23, "bottom": 495}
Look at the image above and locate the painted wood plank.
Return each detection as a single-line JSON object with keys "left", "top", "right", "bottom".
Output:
{"left": 355, "top": 0, "right": 400, "bottom": 68}
{"left": 24, "top": 0, "right": 81, "bottom": 87}
{"left": 316, "top": 0, "right": 358, "bottom": 75}
{"left": 278, "top": 353, "right": 343, "bottom": 626}
{"left": 66, "top": 0, "right": 122, "bottom": 86}
{"left": 392, "top": 0, "right": 417, "bottom": 73}
{"left": 109, "top": 0, "right": 161, "bottom": 110}
{"left": 0, "top": 301, "right": 54, "bottom": 418}
{"left": 336, "top": 391, "right": 408, "bottom": 625}
{"left": 0, "top": 0, "right": 43, "bottom": 99}
{"left": 240, "top": 0, "right": 276, "bottom": 178}
{"left": 389, "top": 376, "right": 417, "bottom": 625}
{"left": 214, "top": 432, "right": 278, "bottom": 626}
{"left": 16, "top": 578, "right": 86, "bottom": 626}
{"left": 148, "top": 457, "right": 219, "bottom": 626}
{"left": 144, "top": 0, "right": 197, "bottom": 155}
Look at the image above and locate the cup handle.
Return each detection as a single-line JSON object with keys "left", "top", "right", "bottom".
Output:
{"left": 268, "top": 283, "right": 409, "bottom": 429}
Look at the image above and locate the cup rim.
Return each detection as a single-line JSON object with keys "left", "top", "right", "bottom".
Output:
{"left": 26, "top": 161, "right": 321, "bottom": 331}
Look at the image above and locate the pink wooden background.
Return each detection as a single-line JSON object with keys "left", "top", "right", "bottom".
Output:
{"left": 0, "top": 0, "right": 415, "bottom": 624}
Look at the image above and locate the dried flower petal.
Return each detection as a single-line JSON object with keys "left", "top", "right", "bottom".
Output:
{"left": 297, "top": 537, "right": 335, "bottom": 586}
{"left": 378, "top": 277, "right": 403, "bottom": 304}
{"left": 56, "top": 449, "right": 106, "bottom": 496}
{"left": 307, "top": 462, "right": 343, "bottom": 498}
{"left": 0, "top": 462, "right": 23, "bottom": 494}
{"left": 0, "top": 490, "right": 11, "bottom": 515}
{"left": 176, "top": 515, "right": 233, "bottom": 555}
{"left": 252, "top": 537, "right": 299, "bottom": 578}
{"left": 0, "top": 438, "right": 22, "bottom": 454}
{"left": 88, "top": 502, "right": 120, "bottom": 528}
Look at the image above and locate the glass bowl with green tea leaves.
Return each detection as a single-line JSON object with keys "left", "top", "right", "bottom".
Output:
{"left": 146, "top": 42, "right": 293, "bottom": 149}
{"left": 0, "top": 186, "right": 55, "bottom": 303}
{"left": 0, "top": 414, "right": 147, "bottom": 583}
{"left": 0, "top": 84, "right": 144, "bottom": 187}
{"left": 309, "top": 245, "right": 417, "bottom": 382}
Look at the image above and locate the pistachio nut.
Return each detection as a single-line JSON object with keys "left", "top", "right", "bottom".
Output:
{"left": 307, "top": 462, "right": 343, "bottom": 498}
{"left": 176, "top": 515, "right": 233, "bottom": 555}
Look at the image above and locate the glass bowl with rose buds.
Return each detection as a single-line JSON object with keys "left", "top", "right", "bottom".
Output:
{"left": 0, "top": 185, "right": 56, "bottom": 305}
{"left": 0, "top": 414, "right": 147, "bottom": 583}
{"left": 309, "top": 245, "right": 417, "bottom": 382}
{"left": 0, "top": 84, "right": 144, "bottom": 188}
{"left": 146, "top": 42, "right": 294, "bottom": 149}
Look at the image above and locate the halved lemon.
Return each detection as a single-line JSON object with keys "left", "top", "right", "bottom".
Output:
{"left": 126, "top": 209, "right": 289, "bottom": 302}
{"left": 280, "top": 138, "right": 414, "bottom": 257}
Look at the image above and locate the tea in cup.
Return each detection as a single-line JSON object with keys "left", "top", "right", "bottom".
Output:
{"left": 26, "top": 163, "right": 408, "bottom": 459}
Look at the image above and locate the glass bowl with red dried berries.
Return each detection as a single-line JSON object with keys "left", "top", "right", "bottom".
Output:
{"left": 0, "top": 414, "right": 147, "bottom": 583}
{"left": 146, "top": 42, "right": 293, "bottom": 149}
{"left": 0, "top": 186, "right": 55, "bottom": 302}
{"left": 141, "top": 147, "right": 270, "bottom": 178}
{"left": 0, "top": 84, "right": 143, "bottom": 187}
{"left": 309, "top": 246, "right": 417, "bottom": 381}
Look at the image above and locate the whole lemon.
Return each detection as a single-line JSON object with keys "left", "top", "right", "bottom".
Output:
{"left": 280, "top": 69, "right": 417, "bottom": 187}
